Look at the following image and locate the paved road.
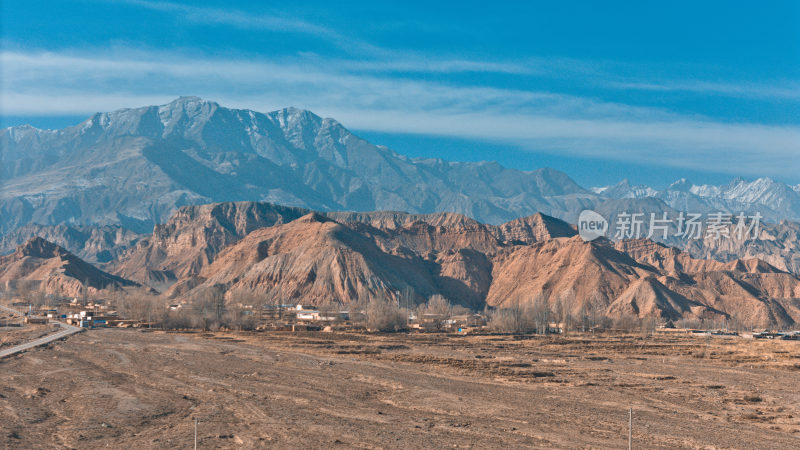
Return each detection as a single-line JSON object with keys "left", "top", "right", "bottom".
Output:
{"left": 0, "top": 304, "right": 83, "bottom": 359}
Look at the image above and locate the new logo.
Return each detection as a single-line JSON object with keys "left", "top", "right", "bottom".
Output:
{"left": 578, "top": 210, "right": 608, "bottom": 242}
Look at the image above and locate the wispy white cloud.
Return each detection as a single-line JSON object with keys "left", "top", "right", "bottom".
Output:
{"left": 0, "top": 50, "right": 673, "bottom": 119}
{"left": 609, "top": 79, "right": 800, "bottom": 101}
{"left": 2, "top": 47, "right": 798, "bottom": 179}
{"left": 112, "top": 0, "right": 800, "bottom": 102}
{"left": 329, "top": 109, "right": 800, "bottom": 175}
{"left": 119, "top": 0, "right": 385, "bottom": 55}
{"left": 125, "top": 0, "right": 331, "bottom": 36}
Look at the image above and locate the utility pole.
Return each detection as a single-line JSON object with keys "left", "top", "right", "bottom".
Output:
{"left": 403, "top": 289, "right": 409, "bottom": 326}
{"left": 194, "top": 417, "right": 198, "bottom": 450}
{"left": 628, "top": 408, "right": 632, "bottom": 450}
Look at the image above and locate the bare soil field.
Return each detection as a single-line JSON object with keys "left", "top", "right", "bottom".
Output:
{"left": 1, "top": 329, "right": 799, "bottom": 448}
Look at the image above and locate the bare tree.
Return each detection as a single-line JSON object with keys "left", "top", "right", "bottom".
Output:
{"left": 613, "top": 314, "right": 641, "bottom": 333}
{"left": 420, "top": 294, "right": 453, "bottom": 330}
{"left": 532, "top": 294, "right": 551, "bottom": 335}
{"left": 81, "top": 278, "right": 91, "bottom": 307}
{"left": 400, "top": 286, "right": 415, "bottom": 324}
{"left": 348, "top": 284, "right": 372, "bottom": 327}
{"left": 640, "top": 317, "right": 657, "bottom": 338}
{"left": 191, "top": 286, "right": 227, "bottom": 331}
{"left": 223, "top": 304, "right": 257, "bottom": 331}
{"left": 365, "top": 294, "right": 406, "bottom": 332}
{"left": 115, "top": 289, "right": 166, "bottom": 325}
{"left": 488, "top": 303, "right": 536, "bottom": 333}
{"left": 29, "top": 289, "right": 48, "bottom": 308}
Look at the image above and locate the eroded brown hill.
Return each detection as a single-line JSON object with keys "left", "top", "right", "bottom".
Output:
{"left": 113, "top": 202, "right": 575, "bottom": 288}
{"left": 110, "top": 202, "right": 309, "bottom": 285}
{"left": 0, "top": 237, "right": 138, "bottom": 297}
{"left": 168, "top": 213, "right": 444, "bottom": 305}
{"left": 5, "top": 200, "right": 798, "bottom": 326}
{"left": 149, "top": 203, "right": 800, "bottom": 326}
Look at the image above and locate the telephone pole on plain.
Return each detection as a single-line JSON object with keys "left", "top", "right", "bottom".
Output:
{"left": 194, "top": 417, "right": 198, "bottom": 450}
{"left": 405, "top": 290, "right": 409, "bottom": 326}
{"left": 628, "top": 408, "right": 632, "bottom": 450}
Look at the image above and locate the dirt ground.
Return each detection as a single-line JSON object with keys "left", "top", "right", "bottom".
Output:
{"left": 1, "top": 329, "right": 799, "bottom": 449}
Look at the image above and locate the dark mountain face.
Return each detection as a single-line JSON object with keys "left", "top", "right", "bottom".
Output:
{"left": 0, "top": 97, "right": 599, "bottom": 235}
{"left": 0, "top": 223, "right": 141, "bottom": 264}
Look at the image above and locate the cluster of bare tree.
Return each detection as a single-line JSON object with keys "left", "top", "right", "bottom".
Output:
{"left": 110, "top": 286, "right": 258, "bottom": 331}
{"left": 167, "top": 287, "right": 258, "bottom": 331}
{"left": 355, "top": 292, "right": 483, "bottom": 332}
{"left": 113, "top": 288, "right": 165, "bottom": 324}
{"left": 488, "top": 294, "right": 568, "bottom": 334}
{"left": 364, "top": 297, "right": 407, "bottom": 331}
{"left": 487, "top": 292, "right": 656, "bottom": 335}
{"left": 341, "top": 289, "right": 471, "bottom": 332}
{"left": 342, "top": 288, "right": 407, "bottom": 332}
{"left": 6, "top": 280, "right": 795, "bottom": 334}
{"left": 4, "top": 282, "right": 59, "bottom": 308}
{"left": 414, "top": 294, "right": 470, "bottom": 330}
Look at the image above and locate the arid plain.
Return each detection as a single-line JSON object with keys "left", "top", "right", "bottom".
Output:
{"left": 2, "top": 328, "right": 799, "bottom": 448}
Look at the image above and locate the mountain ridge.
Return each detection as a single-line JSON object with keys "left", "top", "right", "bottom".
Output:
{"left": 1, "top": 97, "right": 598, "bottom": 234}
{"left": 5, "top": 96, "right": 799, "bottom": 241}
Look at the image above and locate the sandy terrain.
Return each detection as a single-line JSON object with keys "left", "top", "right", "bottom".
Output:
{"left": 1, "top": 329, "right": 799, "bottom": 448}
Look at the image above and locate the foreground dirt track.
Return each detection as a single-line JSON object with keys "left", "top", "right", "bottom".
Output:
{"left": 1, "top": 329, "right": 799, "bottom": 448}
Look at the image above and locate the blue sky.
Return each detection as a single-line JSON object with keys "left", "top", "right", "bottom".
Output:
{"left": 2, "top": 0, "right": 799, "bottom": 188}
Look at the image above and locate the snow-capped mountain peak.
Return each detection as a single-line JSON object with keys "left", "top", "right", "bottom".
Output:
{"left": 594, "top": 176, "right": 800, "bottom": 222}
{"left": 667, "top": 178, "right": 692, "bottom": 192}
{"left": 592, "top": 179, "right": 657, "bottom": 199}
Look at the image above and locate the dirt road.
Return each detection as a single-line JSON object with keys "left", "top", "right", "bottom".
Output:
{"left": 0, "top": 322, "right": 82, "bottom": 359}
{"left": 0, "top": 304, "right": 82, "bottom": 359}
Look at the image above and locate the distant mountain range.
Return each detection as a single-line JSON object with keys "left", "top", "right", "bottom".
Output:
{"left": 1, "top": 96, "right": 598, "bottom": 234}
{"left": 592, "top": 177, "right": 800, "bottom": 223}
{"left": 4, "top": 96, "right": 800, "bottom": 238}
